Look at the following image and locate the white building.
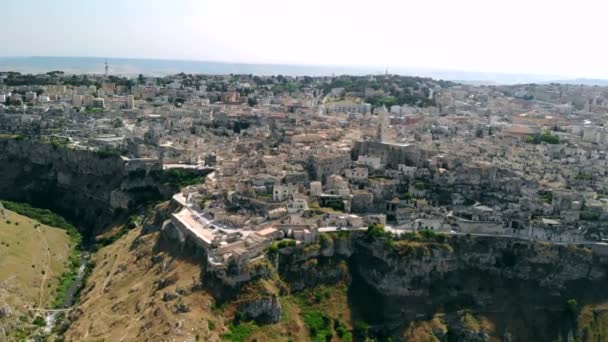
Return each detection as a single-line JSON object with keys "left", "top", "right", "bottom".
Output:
{"left": 310, "top": 181, "right": 322, "bottom": 197}
{"left": 273, "top": 184, "right": 299, "bottom": 202}
{"left": 92, "top": 98, "right": 105, "bottom": 109}
{"left": 287, "top": 194, "right": 309, "bottom": 213}
{"left": 126, "top": 95, "right": 135, "bottom": 109}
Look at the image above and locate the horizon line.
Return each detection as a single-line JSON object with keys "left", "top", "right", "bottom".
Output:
{"left": 1, "top": 55, "right": 608, "bottom": 82}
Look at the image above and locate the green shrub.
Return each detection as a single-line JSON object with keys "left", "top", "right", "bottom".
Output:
{"left": 221, "top": 322, "right": 256, "bottom": 342}
{"left": 367, "top": 223, "right": 391, "bottom": 238}
{"left": 526, "top": 131, "right": 560, "bottom": 144}
{"left": 95, "top": 146, "right": 122, "bottom": 159}
{"left": 566, "top": 299, "right": 578, "bottom": 315}
{"left": 32, "top": 316, "right": 46, "bottom": 327}
{"left": 353, "top": 320, "right": 369, "bottom": 339}
{"left": 302, "top": 309, "right": 333, "bottom": 342}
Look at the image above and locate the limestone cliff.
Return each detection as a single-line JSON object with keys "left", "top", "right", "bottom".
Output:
{"left": 259, "top": 231, "right": 608, "bottom": 341}
{"left": 0, "top": 137, "right": 204, "bottom": 235}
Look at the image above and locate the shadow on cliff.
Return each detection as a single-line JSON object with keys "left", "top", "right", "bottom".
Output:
{"left": 343, "top": 235, "right": 608, "bottom": 341}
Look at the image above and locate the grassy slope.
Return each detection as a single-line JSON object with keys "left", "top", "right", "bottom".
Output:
{"left": 0, "top": 207, "right": 71, "bottom": 336}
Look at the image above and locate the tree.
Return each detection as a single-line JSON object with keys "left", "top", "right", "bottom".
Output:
{"left": 247, "top": 97, "right": 258, "bottom": 107}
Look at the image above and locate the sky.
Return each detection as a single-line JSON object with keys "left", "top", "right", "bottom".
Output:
{"left": 2, "top": 0, "right": 608, "bottom": 78}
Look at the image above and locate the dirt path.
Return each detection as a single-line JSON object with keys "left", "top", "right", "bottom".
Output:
{"left": 100, "top": 253, "right": 119, "bottom": 294}
{"left": 37, "top": 226, "right": 52, "bottom": 308}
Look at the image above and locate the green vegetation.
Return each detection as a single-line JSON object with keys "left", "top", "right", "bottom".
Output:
{"left": 366, "top": 223, "right": 392, "bottom": 239}
{"left": 580, "top": 210, "right": 601, "bottom": 222}
{"left": 32, "top": 316, "right": 46, "bottom": 327}
{"left": 290, "top": 285, "right": 354, "bottom": 342}
{"left": 334, "top": 319, "right": 353, "bottom": 342}
{"left": 566, "top": 299, "right": 579, "bottom": 316}
{"left": 366, "top": 226, "right": 451, "bottom": 257}
{"left": 296, "top": 290, "right": 334, "bottom": 342}
{"left": 400, "top": 229, "right": 448, "bottom": 244}
{"left": 84, "top": 107, "right": 104, "bottom": 113}
{"left": 94, "top": 215, "right": 141, "bottom": 249}
{"left": 319, "top": 199, "right": 345, "bottom": 212}
{"left": 162, "top": 168, "right": 204, "bottom": 188}
{"left": 39, "top": 135, "right": 70, "bottom": 149}
{"left": 354, "top": 320, "right": 370, "bottom": 340}
{"left": 321, "top": 75, "right": 449, "bottom": 107}
{"left": 95, "top": 146, "right": 122, "bottom": 158}
{"left": 525, "top": 131, "right": 560, "bottom": 144}
{"left": 221, "top": 322, "right": 257, "bottom": 342}
{"left": 0, "top": 199, "right": 84, "bottom": 337}
{"left": 1, "top": 200, "right": 80, "bottom": 244}
{"left": 52, "top": 249, "right": 82, "bottom": 308}
{"left": 539, "top": 190, "right": 553, "bottom": 204}
{"left": 271, "top": 81, "right": 301, "bottom": 94}
{"left": 269, "top": 239, "right": 296, "bottom": 253}
{"left": 199, "top": 196, "right": 210, "bottom": 208}
{"left": 208, "top": 320, "right": 216, "bottom": 331}
{"left": 301, "top": 308, "right": 333, "bottom": 342}
{"left": 575, "top": 173, "right": 593, "bottom": 181}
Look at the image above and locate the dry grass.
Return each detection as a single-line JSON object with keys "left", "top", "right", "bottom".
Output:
{"left": 402, "top": 314, "right": 447, "bottom": 342}
{"left": 0, "top": 208, "right": 71, "bottom": 312}
{"left": 578, "top": 302, "right": 608, "bottom": 341}
{"left": 65, "top": 227, "right": 221, "bottom": 341}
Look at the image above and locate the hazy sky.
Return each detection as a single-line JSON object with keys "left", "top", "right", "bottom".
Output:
{"left": 2, "top": 0, "right": 607, "bottom": 78}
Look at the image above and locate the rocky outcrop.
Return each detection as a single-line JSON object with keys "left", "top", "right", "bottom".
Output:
{"left": 275, "top": 233, "right": 354, "bottom": 291}
{"left": 0, "top": 305, "right": 12, "bottom": 318}
{"left": 238, "top": 295, "right": 282, "bottom": 324}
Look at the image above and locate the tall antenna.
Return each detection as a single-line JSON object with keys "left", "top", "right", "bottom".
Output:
{"left": 104, "top": 59, "right": 109, "bottom": 77}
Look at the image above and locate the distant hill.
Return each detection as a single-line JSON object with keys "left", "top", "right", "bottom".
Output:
{"left": 542, "top": 78, "right": 608, "bottom": 86}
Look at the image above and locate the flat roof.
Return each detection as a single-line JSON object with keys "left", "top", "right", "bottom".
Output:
{"left": 173, "top": 208, "right": 215, "bottom": 244}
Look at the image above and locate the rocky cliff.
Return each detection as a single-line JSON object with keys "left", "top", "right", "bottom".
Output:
{"left": 272, "top": 232, "right": 608, "bottom": 341}
{"left": 0, "top": 137, "right": 205, "bottom": 235}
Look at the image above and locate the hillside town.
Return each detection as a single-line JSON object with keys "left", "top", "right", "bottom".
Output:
{"left": 3, "top": 71, "right": 608, "bottom": 271}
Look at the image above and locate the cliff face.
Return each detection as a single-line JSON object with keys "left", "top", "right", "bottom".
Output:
{"left": 348, "top": 235, "right": 608, "bottom": 341}
{"left": 0, "top": 138, "right": 185, "bottom": 234}
{"left": 271, "top": 233, "right": 608, "bottom": 341}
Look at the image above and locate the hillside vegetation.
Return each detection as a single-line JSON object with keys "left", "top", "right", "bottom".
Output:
{"left": 0, "top": 204, "right": 72, "bottom": 339}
